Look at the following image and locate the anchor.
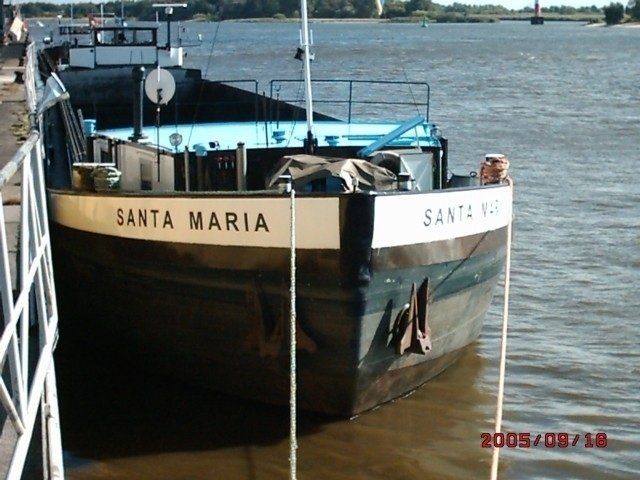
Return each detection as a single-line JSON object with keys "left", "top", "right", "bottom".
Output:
{"left": 246, "top": 279, "right": 316, "bottom": 358}
{"left": 394, "top": 280, "right": 432, "bottom": 355}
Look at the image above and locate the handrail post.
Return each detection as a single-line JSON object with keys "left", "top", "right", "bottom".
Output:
{"left": 348, "top": 80, "right": 353, "bottom": 123}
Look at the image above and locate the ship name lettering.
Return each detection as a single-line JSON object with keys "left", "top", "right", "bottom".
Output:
{"left": 423, "top": 204, "right": 473, "bottom": 227}
{"left": 189, "top": 211, "right": 270, "bottom": 232}
{"left": 117, "top": 208, "right": 174, "bottom": 229}
{"left": 481, "top": 200, "right": 499, "bottom": 217}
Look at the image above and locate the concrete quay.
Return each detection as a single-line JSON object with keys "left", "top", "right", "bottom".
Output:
{"left": 0, "top": 41, "right": 26, "bottom": 285}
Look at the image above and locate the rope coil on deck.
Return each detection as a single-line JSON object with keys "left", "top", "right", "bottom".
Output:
{"left": 480, "top": 154, "right": 510, "bottom": 184}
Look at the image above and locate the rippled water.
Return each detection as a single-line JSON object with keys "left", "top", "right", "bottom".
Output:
{"left": 39, "top": 20, "right": 639, "bottom": 479}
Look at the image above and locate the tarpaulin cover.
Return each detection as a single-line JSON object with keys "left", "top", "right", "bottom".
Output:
{"left": 266, "top": 154, "right": 397, "bottom": 192}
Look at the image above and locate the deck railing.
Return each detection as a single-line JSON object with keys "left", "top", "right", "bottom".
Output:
{"left": 269, "top": 79, "right": 431, "bottom": 123}
{"left": 0, "top": 42, "right": 64, "bottom": 480}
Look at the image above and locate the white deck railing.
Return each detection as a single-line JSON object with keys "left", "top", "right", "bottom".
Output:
{"left": 0, "top": 42, "right": 64, "bottom": 480}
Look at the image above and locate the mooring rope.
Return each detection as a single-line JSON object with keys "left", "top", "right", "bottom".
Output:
{"left": 186, "top": 18, "right": 223, "bottom": 148}
{"left": 289, "top": 186, "right": 298, "bottom": 480}
{"left": 490, "top": 177, "right": 514, "bottom": 480}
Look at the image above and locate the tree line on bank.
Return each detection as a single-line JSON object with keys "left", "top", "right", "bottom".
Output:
{"left": 603, "top": 2, "right": 640, "bottom": 24}
{"left": 17, "top": 0, "right": 612, "bottom": 23}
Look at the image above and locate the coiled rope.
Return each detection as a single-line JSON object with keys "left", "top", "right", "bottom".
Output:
{"left": 289, "top": 187, "right": 298, "bottom": 480}
{"left": 480, "top": 154, "right": 510, "bottom": 184}
{"left": 490, "top": 177, "right": 514, "bottom": 480}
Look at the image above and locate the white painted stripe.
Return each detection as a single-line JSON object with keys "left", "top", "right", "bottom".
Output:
{"left": 50, "top": 193, "right": 341, "bottom": 249}
{"left": 372, "top": 185, "right": 513, "bottom": 248}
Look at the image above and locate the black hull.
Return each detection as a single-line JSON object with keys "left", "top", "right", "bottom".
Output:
{"left": 52, "top": 215, "right": 507, "bottom": 416}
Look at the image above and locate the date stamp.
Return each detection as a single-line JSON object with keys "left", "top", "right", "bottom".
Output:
{"left": 481, "top": 432, "right": 608, "bottom": 449}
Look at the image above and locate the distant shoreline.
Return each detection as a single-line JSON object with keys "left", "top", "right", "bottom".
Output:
{"left": 29, "top": 16, "right": 640, "bottom": 27}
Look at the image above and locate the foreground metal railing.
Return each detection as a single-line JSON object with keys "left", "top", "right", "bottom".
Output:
{"left": 0, "top": 42, "right": 64, "bottom": 480}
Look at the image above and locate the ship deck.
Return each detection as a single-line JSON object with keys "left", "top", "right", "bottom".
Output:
{"left": 100, "top": 119, "right": 439, "bottom": 153}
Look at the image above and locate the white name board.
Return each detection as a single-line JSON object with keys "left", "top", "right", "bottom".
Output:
{"left": 372, "top": 185, "right": 512, "bottom": 248}
{"left": 50, "top": 194, "right": 341, "bottom": 249}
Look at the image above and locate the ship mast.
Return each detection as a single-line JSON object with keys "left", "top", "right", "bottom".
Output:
{"left": 299, "top": 0, "right": 315, "bottom": 153}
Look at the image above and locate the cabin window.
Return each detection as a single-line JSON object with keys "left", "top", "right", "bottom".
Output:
{"left": 133, "top": 30, "right": 154, "bottom": 46}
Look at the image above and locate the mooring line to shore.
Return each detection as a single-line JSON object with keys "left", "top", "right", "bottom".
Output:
{"left": 490, "top": 178, "right": 514, "bottom": 480}
{"left": 289, "top": 186, "right": 298, "bottom": 480}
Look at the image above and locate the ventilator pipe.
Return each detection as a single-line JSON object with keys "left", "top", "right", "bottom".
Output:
{"left": 129, "top": 66, "right": 147, "bottom": 142}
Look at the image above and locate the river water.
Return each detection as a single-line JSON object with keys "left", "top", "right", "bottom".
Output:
{"left": 44, "top": 20, "right": 639, "bottom": 479}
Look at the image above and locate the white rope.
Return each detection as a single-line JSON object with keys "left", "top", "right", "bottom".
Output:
{"left": 490, "top": 179, "right": 514, "bottom": 480}
{"left": 289, "top": 187, "right": 298, "bottom": 480}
